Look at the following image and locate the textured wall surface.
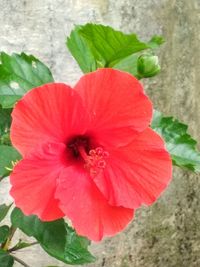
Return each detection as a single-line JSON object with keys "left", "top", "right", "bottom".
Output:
{"left": 0, "top": 0, "right": 200, "bottom": 266}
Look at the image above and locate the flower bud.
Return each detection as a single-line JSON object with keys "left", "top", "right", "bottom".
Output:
{"left": 137, "top": 55, "right": 160, "bottom": 78}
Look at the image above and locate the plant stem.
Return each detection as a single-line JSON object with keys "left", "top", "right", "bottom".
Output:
{"left": 2, "top": 226, "right": 16, "bottom": 251}
{"left": 9, "top": 241, "right": 39, "bottom": 252}
{"left": 12, "top": 255, "right": 31, "bottom": 267}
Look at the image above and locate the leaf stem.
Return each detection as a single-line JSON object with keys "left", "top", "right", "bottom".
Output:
{"left": 12, "top": 255, "right": 31, "bottom": 267}
{"left": 9, "top": 241, "right": 39, "bottom": 252}
{"left": 2, "top": 226, "right": 16, "bottom": 251}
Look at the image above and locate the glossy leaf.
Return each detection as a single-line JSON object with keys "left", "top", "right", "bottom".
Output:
{"left": 0, "top": 52, "right": 54, "bottom": 108}
{"left": 0, "top": 106, "right": 11, "bottom": 145}
{"left": 64, "top": 224, "right": 94, "bottom": 264}
{"left": 0, "top": 105, "right": 21, "bottom": 178}
{"left": 0, "top": 250, "right": 14, "bottom": 267}
{"left": 0, "top": 204, "right": 12, "bottom": 223}
{"left": 113, "top": 54, "right": 140, "bottom": 78}
{"left": 151, "top": 110, "right": 200, "bottom": 172}
{"left": 11, "top": 208, "right": 95, "bottom": 265}
{"left": 0, "top": 145, "right": 21, "bottom": 178}
{"left": 66, "top": 26, "right": 97, "bottom": 73}
{"left": 0, "top": 225, "right": 10, "bottom": 243}
{"left": 67, "top": 23, "right": 164, "bottom": 72}
{"left": 79, "top": 24, "right": 148, "bottom": 67}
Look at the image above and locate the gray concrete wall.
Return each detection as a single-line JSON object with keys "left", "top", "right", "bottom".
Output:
{"left": 0, "top": 0, "right": 200, "bottom": 266}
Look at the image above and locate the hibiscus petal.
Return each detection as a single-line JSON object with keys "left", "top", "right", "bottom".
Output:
{"left": 93, "top": 128, "right": 172, "bottom": 209}
{"left": 55, "top": 166, "right": 134, "bottom": 241}
{"left": 11, "top": 83, "right": 89, "bottom": 156}
{"left": 74, "top": 68, "right": 152, "bottom": 147}
{"left": 10, "top": 142, "right": 68, "bottom": 221}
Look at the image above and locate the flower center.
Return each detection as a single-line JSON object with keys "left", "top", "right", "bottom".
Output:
{"left": 78, "top": 146, "right": 109, "bottom": 177}
{"left": 67, "top": 136, "right": 109, "bottom": 177}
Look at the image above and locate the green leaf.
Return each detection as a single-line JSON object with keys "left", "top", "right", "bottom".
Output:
{"left": 0, "top": 145, "right": 21, "bottom": 178}
{"left": 0, "top": 52, "right": 54, "bottom": 108}
{"left": 67, "top": 24, "right": 164, "bottom": 77}
{"left": 0, "top": 249, "right": 14, "bottom": 267}
{"left": 0, "top": 106, "right": 11, "bottom": 145}
{"left": 66, "top": 26, "right": 97, "bottom": 73}
{"left": 113, "top": 53, "right": 140, "bottom": 78}
{"left": 0, "top": 101, "right": 21, "bottom": 180}
{"left": 79, "top": 24, "right": 149, "bottom": 67}
{"left": 0, "top": 204, "right": 12, "bottom": 223}
{"left": 11, "top": 208, "right": 95, "bottom": 265}
{"left": 64, "top": 224, "right": 94, "bottom": 264}
{"left": 148, "top": 35, "right": 165, "bottom": 49}
{"left": 151, "top": 110, "right": 200, "bottom": 172}
{"left": 0, "top": 225, "right": 10, "bottom": 243}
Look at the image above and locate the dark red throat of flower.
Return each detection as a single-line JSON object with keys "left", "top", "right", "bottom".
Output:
{"left": 67, "top": 136, "right": 109, "bottom": 177}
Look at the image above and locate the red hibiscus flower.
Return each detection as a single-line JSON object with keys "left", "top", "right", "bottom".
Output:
{"left": 10, "top": 68, "right": 172, "bottom": 241}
